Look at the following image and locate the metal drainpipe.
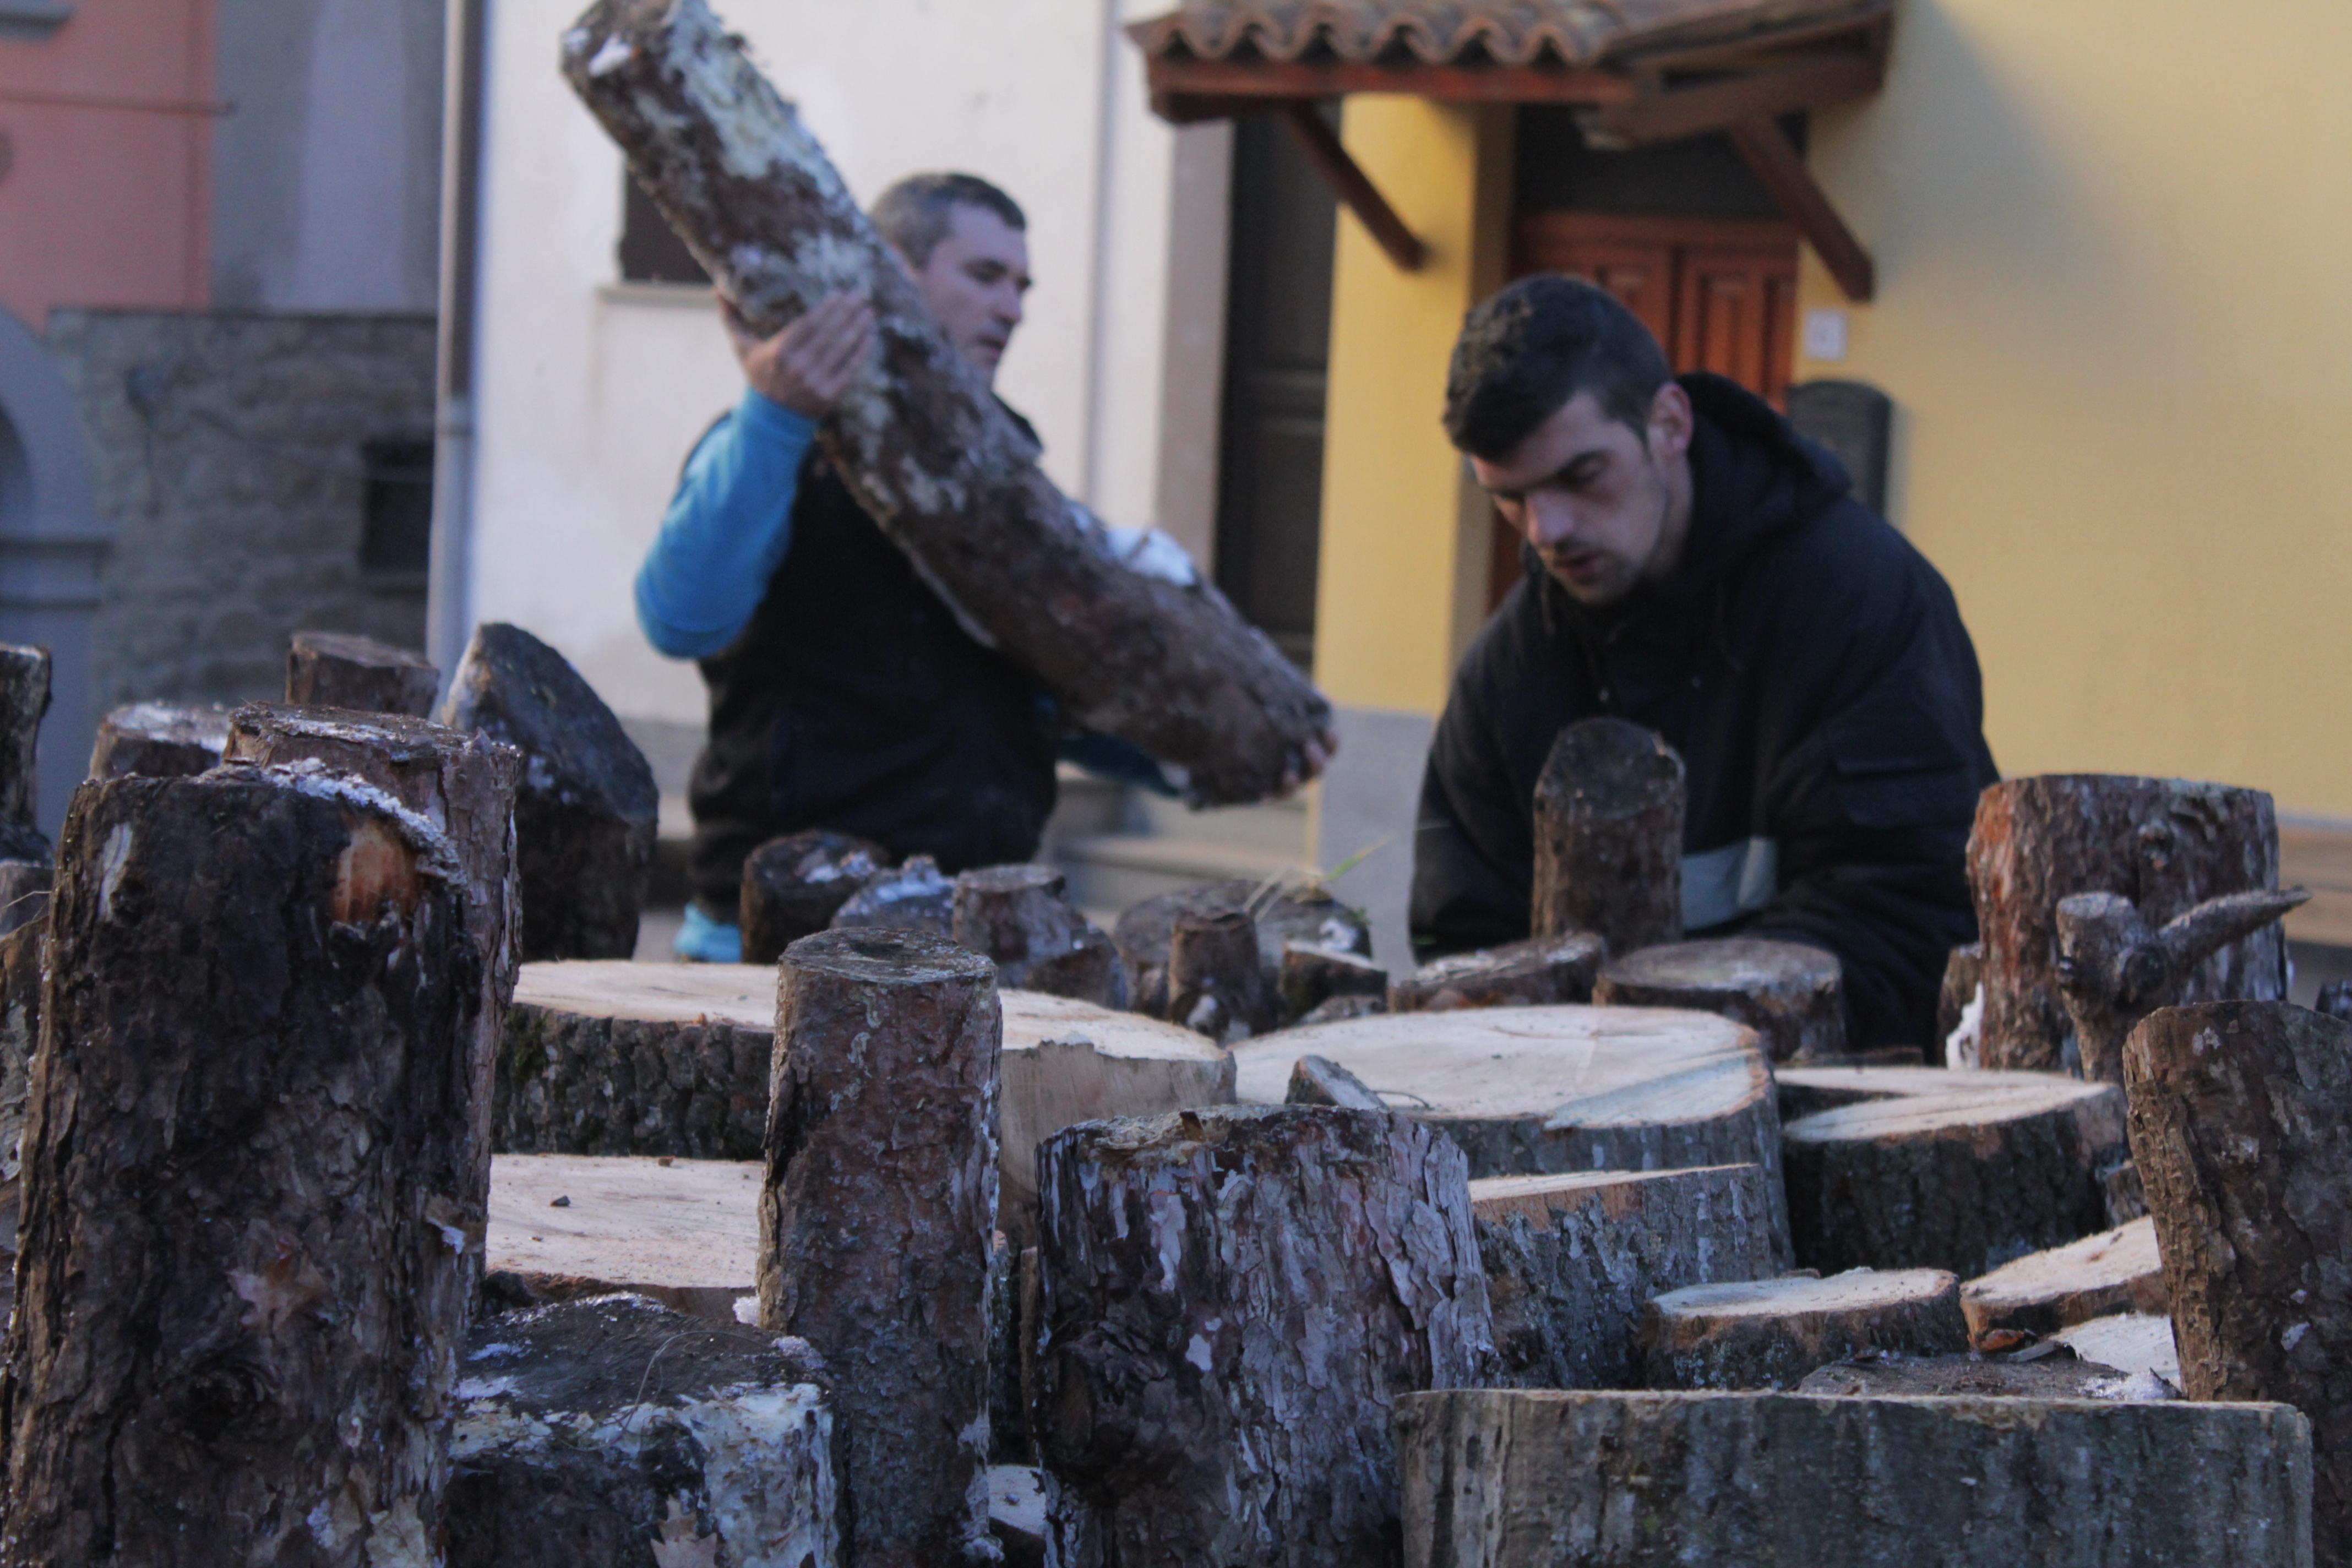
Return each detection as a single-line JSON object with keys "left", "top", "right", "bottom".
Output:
{"left": 427, "top": 0, "right": 488, "bottom": 687}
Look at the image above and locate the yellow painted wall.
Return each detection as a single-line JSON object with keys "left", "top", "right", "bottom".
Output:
{"left": 1796, "top": 0, "right": 2352, "bottom": 818}
{"left": 1313, "top": 98, "right": 1512, "bottom": 716}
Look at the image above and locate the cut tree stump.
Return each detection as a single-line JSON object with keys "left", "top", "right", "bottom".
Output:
{"left": 438, "top": 622, "right": 657, "bottom": 961}
{"left": 86, "top": 699, "right": 232, "bottom": 780}
{"left": 1961, "top": 1216, "right": 2166, "bottom": 1346}
{"left": 1593, "top": 938, "right": 1843, "bottom": 1063}
{"left": 1034, "top": 1104, "right": 1492, "bottom": 1568}
{"left": 562, "top": 0, "right": 1330, "bottom": 805}
{"left": 1388, "top": 932, "right": 1605, "bottom": 1014}
{"left": 486, "top": 1153, "right": 760, "bottom": 1323}
{"left": 1938, "top": 940, "right": 1983, "bottom": 1066}
{"left": 1531, "top": 717, "right": 1682, "bottom": 955}
{"left": 1778, "top": 1066, "right": 2127, "bottom": 1277}
{"left": 1285, "top": 1053, "right": 1384, "bottom": 1109}
{"left": 1798, "top": 1352, "right": 2178, "bottom": 1401}
{"left": 448, "top": 1293, "right": 835, "bottom": 1568}
{"left": 830, "top": 853, "right": 954, "bottom": 937}
{"left": 0, "top": 765, "right": 497, "bottom": 1564}
{"left": 760, "top": 929, "right": 1000, "bottom": 1568}
{"left": 739, "top": 828, "right": 888, "bottom": 965}
{"left": 1473, "top": 1164, "right": 1784, "bottom": 1389}
{"left": 1398, "top": 1389, "right": 2313, "bottom": 1567}
{"left": 0, "top": 645, "right": 45, "bottom": 863}
{"left": 952, "top": 863, "right": 1124, "bottom": 1007}
{"left": 1277, "top": 941, "right": 1386, "bottom": 1022}
{"left": 2125, "top": 998, "right": 2352, "bottom": 1565}
{"left": 1113, "top": 878, "right": 1370, "bottom": 1019}
{"left": 286, "top": 628, "right": 439, "bottom": 716}
{"left": 1167, "top": 907, "right": 1275, "bottom": 1039}
{"left": 1968, "top": 775, "right": 2284, "bottom": 1071}
{"left": 1641, "top": 1267, "right": 1968, "bottom": 1390}
{"left": 2054, "top": 886, "right": 2306, "bottom": 1084}
{"left": 1229, "top": 1005, "right": 1788, "bottom": 1249}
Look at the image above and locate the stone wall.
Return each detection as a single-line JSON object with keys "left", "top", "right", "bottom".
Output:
{"left": 46, "top": 308, "right": 434, "bottom": 712}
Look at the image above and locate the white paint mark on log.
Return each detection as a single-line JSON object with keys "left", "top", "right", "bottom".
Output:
{"left": 96, "top": 822, "right": 130, "bottom": 919}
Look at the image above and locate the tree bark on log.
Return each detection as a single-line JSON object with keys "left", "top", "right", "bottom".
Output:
{"left": 1937, "top": 940, "right": 1983, "bottom": 1066}
{"left": 1286, "top": 1052, "right": 1385, "bottom": 1108}
{"left": 2125, "top": 999, "right": 2352, "bottom": 1565}
{"left": 1594, "top": 938, "right": 1843, "bottom": 1062}
{"left": 830, "top": 853, "right": 954, "bottom": 937}
{"left": 0, "top": 913, "right": 40, "bottom": 1310}
{"left": 485, "top": 1153, "right": 760, "bottom": 1324}
{"left": 1779, "top": 1067, "right": 2127, "bottom": 1277}
{"left": 1230, "top": 1005, "right": 1788, "bottom": 1248}
{"left": 1389, "top": 933, "right": 1604, "bottom": 1014}
{"left": 0, "top": 862, "right": 45, "bottom": 939}
{"left": 0, "top": 766, "right": 495, "bottom": 1565}
{"left": 1796, "top": 1352, "right": 2179, "bottom": 1400}
{"left": 1167, "top": 907, "right": 1275, "bottom": 1039}
{"left": 952, "top": 863, "right": 1125, "bottom": 1008}
{"left": 448, "top": 1293, "right": 836, "bottom": 1568}
{"left": 1473, "top": 1164, "right": 1784, "bottom": 1390}
{"left": 286, "top": 629, "right": 440, "bottom": 717}
{"left": 1398, "top": 1389, "right": 2315, "bottom": 1568}
{"left": 1530, "top": 718, "right": 1682, "bottom": 955}
{"left": 560, "top": 0, "right": 1330, "bottom": 804}
{"left": 86, "top": 700, "right": 230, "bottom": 780}
{"left": 739, "top": 828, "right": 889, "bottom": 965}
{"left": 2054, "top": 886, "right": 2306, "bottom": 1085}
{"left": 0, "top": 646, "right": 44, "bottom": 864}
{"left": 1114, "top": 879, "right": 1370, "bottom": 1020}
{"left": 1640, "top": 1268, "right": 1967, "bottom": 1390}
{"left": 1968, "top": 775, "right": 2284, "bottom": 1072}
{"left": 759, "top": 929, "right": 1000, "bottom": 1568}
{"left": 438, "top": 622, "right": 656, "bottom": 961}
{"left": 1959, "top": 1216, "right": 2165, "bottom": 1346}
{"left": 1035, "top": 1104, "right": 1493, "bottom": 1568}
{"left": 1277, "top": 943, "right": 1387, "bottom": 1022}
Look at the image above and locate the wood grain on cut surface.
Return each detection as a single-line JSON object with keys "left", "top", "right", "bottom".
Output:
{"left": 1642, "top": 1268, "right": 1967, "bottom": 1390}
{"left": 486, "top": 1153, "right": 760, "bottom": 1320}
{"left": 1961, "top": 1217, "right": 2166, "bottom": 1343}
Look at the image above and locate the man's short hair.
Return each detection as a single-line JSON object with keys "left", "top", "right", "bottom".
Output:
{"left": 871, "top": 172, "right": 1026, "bottom": 269}
{"left": 1443, "top": 274, "right": 1673, "bottom": 460}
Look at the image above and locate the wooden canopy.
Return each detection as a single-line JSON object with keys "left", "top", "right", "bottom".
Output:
{"left": 1128, "top": 0, "right": 1887, "bottom": 299}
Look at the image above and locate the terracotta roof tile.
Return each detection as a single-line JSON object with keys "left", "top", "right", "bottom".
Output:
{"left": 1130, "top": 0, "right": 1872, "bottom": 69}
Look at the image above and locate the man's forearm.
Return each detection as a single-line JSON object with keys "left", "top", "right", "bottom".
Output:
{"left": 635, "top": 387, "right": 813, "bottom": 658}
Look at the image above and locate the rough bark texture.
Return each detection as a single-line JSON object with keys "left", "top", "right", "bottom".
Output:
{"left": 1593, "top": 938, "right": 1843, "bottom": 1062}
{"left": 1937, "top": 940, "right": 1983, "bottom": 1066}
{"left": 86, "top": 699, "right": 231, "bottom": 780}
{"left": 0, "top": 647, "right": 45, "bottom": 864}
{"left": 438, "top": 622, "right": 656, "bottom": 961}
{"left": 1389, "top": 933, "right": 1604, "bottom": 1014}
{"left": 1167, "top": 908, "right": 1275, "bottom": 1039}
{"left": 1287, "top": 1052, "right": 1385, "bottom": 1108}
{"left": 759, "top": 928, "right": 1000, "bottom": 1568}
{"left": 1530, "top": 718, "right": 1682, "bottom": 954}
{"left": 0, "top": 862, "right": 47, "bottom": 939}
{"left": 2125, "top": 999, "right": 2352, "bottom": 1566}
{"left": 1641, "top": 1268, "right": 1967, "bottom": 1390}
{"left": 1035, "top": 1104, "right": 1493, "bottom": 1568}
{"left": 1230, "top": 1005, "right": 1788, "bottom": 1247}
{"left": 1960, "top": 1216, "right": 2166, "bottom": 1345}
{"left": 2054, "top": 886, "right": 2306, "bottom": 1085}
{"left": 0, "top": 914, "right": 40, "bottom": 1317}
{"left": 1398, "top": 1389, "right": 2315, "bottom": 1568}
{"left": 448, "top": 1293, "right": 836, "bottom": 1568}
{"left": 486, "top": 1153, "right": 760, "bottom": 1324}
{"left": 561, "top": 0, "right": 1330, "bottom": 804}
{"left": 0, "top": 766, "right": 496, "bottom": 1565}
{"left": 1113, "top": 879, "right": 1370, "bottom": 1020}
{"left": 286, "top": 628, "right": 440, "bottom": 717}
{"left": 1797, "top": 1352, "right": 2176, "bottom": 1400}
{"left": 954, "top": 863, "right": 1125, "bottom": 1007}
{"left": 831, "top": 853, "right": 954, "bottom": 936}
{"left": 1968, "top": 775, "right": 2284, "bottom": 1072}
{"left": 1277, "top": 942, "right": 1387, "bottom": 1022}
{"left": 1780, "top": 1067, "right": 2126, "bottom": 1277}
{"left": 1472, "top": 1164, "right": 1785, "bottom": 1389}
{"left": 739, "top": 829, "right": 888, "bottom": 964}
{"left": 2317, "top": 979, "right": 2352, "bottom": 1021}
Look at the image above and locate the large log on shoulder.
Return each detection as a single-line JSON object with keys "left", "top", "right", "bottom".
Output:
{"left": 560, "top": 0, "right": 1330, "bottom": 804}
{"left": 1398, "top": 1389, "right": 2315, "bottom": 1568}
{"left": 2126, "top": 998, "right": 2352, "bottom": 1565}
{"left": 0, "top": 764, "right": 497, "bottom": 1564}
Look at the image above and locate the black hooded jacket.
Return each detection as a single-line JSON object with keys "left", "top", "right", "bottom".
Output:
{"left": 1410, "top": 373, "right": 1998, "bottom": 1049}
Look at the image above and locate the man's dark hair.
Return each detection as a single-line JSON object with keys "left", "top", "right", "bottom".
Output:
{"left": 1443, "top": 274, "right": 1673, "bottom": 460}
{"left": 872, "top": 172, "right": 1026, "bottom": 269}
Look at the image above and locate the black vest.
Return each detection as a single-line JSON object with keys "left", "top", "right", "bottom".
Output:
{"left": 685, "top": 442, "right": 1058, "bottom": 912}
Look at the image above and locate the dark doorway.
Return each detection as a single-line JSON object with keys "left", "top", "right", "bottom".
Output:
{"left": 1213, "top": 112, "right": 1337, "bottom": 668}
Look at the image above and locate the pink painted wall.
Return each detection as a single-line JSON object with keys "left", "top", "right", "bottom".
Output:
{"left": 0, "top": 0, "right": 216, "bottom": 326}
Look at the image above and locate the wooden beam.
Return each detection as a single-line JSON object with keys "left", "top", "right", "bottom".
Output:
{"left": 1585, "top": 53, "right": 1882, "bottom": 146}
{"left": 1727, "top": 116, "right": 1874, "bottom": 302}
{"left": 1146, "top": 56, "right": 1638, "bottom": 116}
{"left": 1278, "top": 102, "right": 1427, "bottom": 273}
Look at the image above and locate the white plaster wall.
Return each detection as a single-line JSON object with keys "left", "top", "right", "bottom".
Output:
{"left": 466, "top": 0, "right": 1217, "bottom": 725}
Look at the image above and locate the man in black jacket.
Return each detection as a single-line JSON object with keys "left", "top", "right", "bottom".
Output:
{"left": 1412, "top": 275, "right": 1997, "bottom": 1049}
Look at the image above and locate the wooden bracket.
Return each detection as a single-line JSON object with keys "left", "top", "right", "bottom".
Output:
{"left": 1277, "top": 102, "right": 1428, "bottom": 272}
{"left": 1728, "top": 116, "right": 1874, "bottom": 302}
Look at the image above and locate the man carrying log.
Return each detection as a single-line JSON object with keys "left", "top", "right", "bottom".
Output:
{"left": 1411, "top": 276, "right": 1997, "bottom": 1048}
{"left": 636, "top": 173, "right": 1196, "bottom": 961}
